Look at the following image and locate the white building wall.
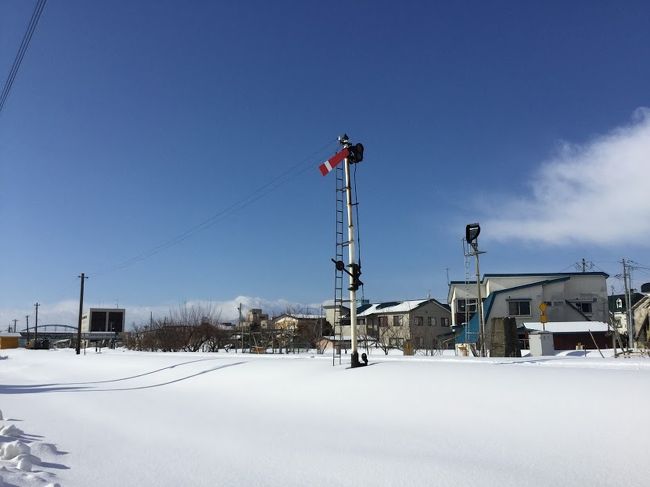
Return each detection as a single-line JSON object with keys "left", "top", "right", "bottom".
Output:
{"left": 450, "top": 273, "right": 609, "bottom": 329}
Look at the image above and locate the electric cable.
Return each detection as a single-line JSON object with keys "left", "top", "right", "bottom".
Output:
{"left": 90, "top": 139, "right": 338, "bottom": 276}
{"left": 0, "top": 0, "right": 48, "bottom": 116}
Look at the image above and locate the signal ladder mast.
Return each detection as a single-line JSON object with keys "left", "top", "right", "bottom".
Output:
{"left": 319, "top": 134, "right": 366, "bottom": 368}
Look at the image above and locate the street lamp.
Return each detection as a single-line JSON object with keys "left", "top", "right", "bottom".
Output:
{"left": 465, "top": 223, "right": 486, "bottom": 357}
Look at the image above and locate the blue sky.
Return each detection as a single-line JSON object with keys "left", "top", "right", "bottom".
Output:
{"left": 2, "top": 0, "right": 650, "bottom": 325}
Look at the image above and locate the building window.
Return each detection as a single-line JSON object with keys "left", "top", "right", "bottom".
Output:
{"left": 90, "top": 311, "right": 107, "bottom": 332}
{"left": 574, "top": 302, "right": 593, "bottom": 314}
{"left": 427, "top": 316, "right": 436, "bottom": 326}
{"left": 616, "top": 298, "right": 623, "bottom": 309}
{"left": 378, "top": 316, "right": 388, "bottom": 327}
{"left": 358, "top": 318, "right": 365, "bottom": 326}
{"left": 456, "top": 298, "right": 478, "bottom": 313}
{"left": 414, "top": 316, "right": 423, "bottom": 326}
{"left": 441, "top": 317, "right": 450, "bottom": 327}
{"left": 392, "top": 315, "right": 402, "bottom": 326}
{"left": 389, "top": 337, "right": 404, "bottom": 347}
{"left": 508, "top": 300, "right": 531, "bottom": 316}
{"left": 108, "top": 311, "right": 124, "bottom": 333}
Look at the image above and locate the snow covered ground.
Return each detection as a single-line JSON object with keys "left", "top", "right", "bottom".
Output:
{"left": 1, "top": 348, "right": 649, "bottom": 486}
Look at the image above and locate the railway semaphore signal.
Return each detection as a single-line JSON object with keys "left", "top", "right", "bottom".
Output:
{"left": 320, "top": 134, "right": 367, "bottom": 368}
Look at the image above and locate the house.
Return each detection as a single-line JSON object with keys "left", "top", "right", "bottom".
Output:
{"left": 333, "top": 299, "right": 453, "bottom": 351}
{"left": 608, "top": 292, "right": 645, "bottom": 338}
{"left": 272, "top": 313, "right": 325, "bottom": 332}
{"left": 244, "top": 308, "right": 270, "bottom": 330}
{"left": 631, "top": 293, "right": 650, "bottom": 347}
{"left": 449, "top": 272, "right": 609, "bottom": 349}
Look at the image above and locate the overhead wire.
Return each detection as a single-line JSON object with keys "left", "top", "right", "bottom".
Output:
{"left": 91, "top": 139, "right": 338, "bottom": 276}
{"left": 0, "top": 0, "right": 48, "bottom": 116}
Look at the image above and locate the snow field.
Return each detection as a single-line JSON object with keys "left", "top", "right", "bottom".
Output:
{"left": 1, "top": 348, "right": 649, "bottom": 486}
{"left": 0, "top": 406, "right": 64, "bottom": 486}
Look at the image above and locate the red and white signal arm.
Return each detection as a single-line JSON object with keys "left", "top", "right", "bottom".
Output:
{"left": 319, "top": 148, "right": 349, "bottom": 176}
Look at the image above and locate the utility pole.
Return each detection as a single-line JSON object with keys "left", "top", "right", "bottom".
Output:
{"left": 475, "top": 254, "right": 485, "bottom": 357}
{"left": 34, "top": 302, "right": 40, "bottom": 343}
{"left": 621, "top": 259, "right": 634, "bottom": 350}
{"left": 238, "top": 303, "right": 243, "bottom": 353}
{"left": 12, "top": 319, "right": 18, "bottom": 333}
{"left": 76, "top": 273, "right": 88, "bottom": 355}
{"left": 25, "top": 315, "right": 29, "bottom": 342}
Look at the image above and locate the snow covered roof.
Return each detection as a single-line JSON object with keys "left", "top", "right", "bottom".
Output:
{"left": 523, "top": 321, "right": 609, "bottom": 333}
{"left": 358, "top": 300, "right": 429, "bottom": 316}
{"left": 275, "top": 313, "right": 322, "bottom": 320}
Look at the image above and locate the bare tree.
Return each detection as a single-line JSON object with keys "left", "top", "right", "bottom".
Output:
{"left": 376, "top": 321, "right": 406, "bottom": 355}
{"left": 124, "top": 303, "right": 222, "bottom": 352}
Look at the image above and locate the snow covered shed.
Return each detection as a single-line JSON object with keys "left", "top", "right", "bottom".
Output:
{"left": 523, "top": 321, "right": 610, "bottom": 350}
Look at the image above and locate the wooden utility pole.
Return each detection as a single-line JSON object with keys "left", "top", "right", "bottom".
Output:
{"left": 12, "top": 319, "right": 18, "bottom": 333}
{"left": 76, "top": 273, "right": 88, "bottom": 355}
{"left": 25, "top": 315, "right": 29, "bottom": 341}
{"left": 238, "top": 303, "right": 243, "bottom": 353}
{"left": 34, "top": 302, "right": 40, "bottom": 343}
{"left": 621, "top": 259, "right": 634, "bottom": 350}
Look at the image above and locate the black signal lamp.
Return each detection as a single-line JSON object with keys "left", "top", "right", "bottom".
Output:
{"left": 465, "top": 223, "right": 481, "bottom": 245}
{"left": 347, "top": 143, "right": 364, "bottom": 163}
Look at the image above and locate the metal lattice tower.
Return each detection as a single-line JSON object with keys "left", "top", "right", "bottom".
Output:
{"left": 332, "top": 163, "right": 345, "bottom": 366}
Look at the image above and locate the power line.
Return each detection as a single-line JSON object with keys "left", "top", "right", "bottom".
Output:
{"left": 0, "top": 0, "right": 48, "bottom": 116}
{"left": 91, "top": 139, "right": 337, "bottom": 276}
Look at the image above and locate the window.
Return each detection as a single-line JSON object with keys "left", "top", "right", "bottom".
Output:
{"left": 456, "top": 299, "right": 477, "bottom": 313}
{"left": 575, "top": 302, "right": 593, "bottom": 314}
{"left": 108, "top": 311, "right": 124, "bottom": 333}
{"left": 441, "top": 317, "right": 450, "bottom": 327}
{"left": 508, "top": 300, "right": 531, "bottom": 316}
{"left": 392, "top": 315, "right": 402, "bottom": 326}
{"left": 91, "top": 311, "right": 107, "bottom": 332}
{"left": 427, "top": 316, "right": 436, "bottom": 326}
{"left": 389, "top": 337, "right": 404, "bottom": 347}
{"left": 414, "top": 316, "right": 424, "bottom": 326}
{"left": 616, "top": 298, "right": 623, "bottom": 309}
{"left": 378, "top": 316, "right": 388, "bottom": 327}
{"left": 358, "top": 318, "right": 365, "bottom": 326}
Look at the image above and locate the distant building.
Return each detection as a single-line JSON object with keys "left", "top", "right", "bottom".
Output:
{"left": 325, "top": 299, "right": 452, "bottom": 351}
{"left": 609, "top": 292, "right": 645, "bottom": 338}
{"left": 631, "top": 293, "right": 650, "bottom": 347}
{"left": 273, "top": 313, "right": 324, "bottom": 331}
{"left": 245, "top": 308, "right": 270, "bottom": 329}
{"left": 81, "top": 308, "right": 125, "bottom": 333}
{"left": 0, "top": 332, "right": 20, "bottom": 349}
{"left": 449, "top": 272, "right": 609, "bottom": 348}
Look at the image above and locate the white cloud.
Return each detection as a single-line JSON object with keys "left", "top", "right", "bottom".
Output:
{"left": 0, "top": 296, "right": 323, "bottom": 331}
{"left": 483, "top": 108, "right": 650, "bottom": 246}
